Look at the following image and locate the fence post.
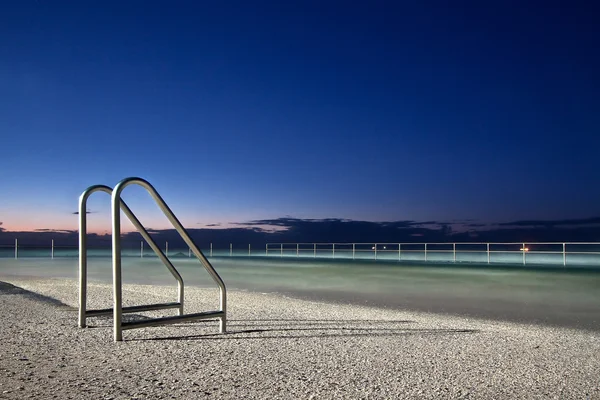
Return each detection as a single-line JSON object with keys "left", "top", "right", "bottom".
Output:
{"left": 332, "top": 243, "right": 335, "bottom": 259}
{"left": 188, "top": 247, "right": 191, "bottom": 257}
{"left": 487, "top": 243, "right": 490, "bottom": 264}
{"left": 353, "top": 243, "right": 356, "bottom": 260}
{"left": 523, "top": 243, "right": 526, "bottom": 265}
{"left": 210, "top": 243, "right": 213, "bottom": 257}
{"left": 424, "top": 243, "right": 427, "bottom": 262}
{"left": 51, "top": 239, "right": 54, "bottom": 259}
{"left": 15, "top": 238, "right": 18, "bottom": 259}
{"left": 453, "top": 243, "right": 456, "bottom": 263}
{"left": 563, "top": 243, "right": 566, "bottom": 267}
{"left": 398, "top": 243, "right": 401, "bottom": 261}
{"left": 141, "top": 241, "right": 144, "bottom": 258}
{"left": 265, "top": 243, "right": 268, "bottom": 256}
{"left": 314, "top": 243, "right": 316, "bottom": 258}
{"left": 230, "top": 243, "right": 232, "bottom": 256}
{"left": 374, "top": 244, "right": 377, "bottom": 260}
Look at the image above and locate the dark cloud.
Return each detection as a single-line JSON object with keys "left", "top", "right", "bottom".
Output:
{"left": 204, "top": 223, "right": 221, "bottom": 227}
{"left": 71, "top": 210, "right": 93, "bottom": 215}
{"left": 235, "top": 217, "right": 431, "bottom": 230}
{"left": 228, "top": 217, "right": 457, "bottom": 244}
{"left": 34, "top": 229, "right": 77, "bottom": 234}
{"left": 499, "top": 217, "right": 600, "bottom": 227}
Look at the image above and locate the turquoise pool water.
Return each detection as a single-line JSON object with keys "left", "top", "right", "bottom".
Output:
{"left": 1, "top": 255, "right": 599, "bottom": 331}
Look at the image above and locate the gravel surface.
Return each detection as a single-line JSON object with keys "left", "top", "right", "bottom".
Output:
{"left": 0, "top": 277, "right": 599, "bottom": 399}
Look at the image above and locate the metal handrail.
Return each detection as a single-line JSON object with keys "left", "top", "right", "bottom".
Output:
{"left": 79, "top": 184, "right": 185, "bottom": 328}
{"left": 111, "top": 177, "right": 226, "bottom": 341}
{"left": 78, "top": 177, "right": 226, "bottom": 342}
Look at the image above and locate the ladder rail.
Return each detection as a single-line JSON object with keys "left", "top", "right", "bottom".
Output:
{"left": 112, "top": 177, "right": 226, "bottom": 341}
{"left": 79, "top": 185, "right": 185, "bottom": 328}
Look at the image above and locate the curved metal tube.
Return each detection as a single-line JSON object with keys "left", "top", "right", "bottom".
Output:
{"left": 112, "top": 177, "right": 227, "bottom": 341}
{"left": 78, "top": 184, "right": 185, "bottom": 328}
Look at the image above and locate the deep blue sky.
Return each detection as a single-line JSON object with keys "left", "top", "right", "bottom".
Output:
{"left": 1, "top": 1, "right": 599, "bottom": 233}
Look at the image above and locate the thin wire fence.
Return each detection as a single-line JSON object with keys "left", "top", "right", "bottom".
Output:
{"left": 0, "top": 240, "right": 252, "bottom": 259}
{"left": 2, "top": 240, "right": 600, "bottom": 267}
{"left": 266, "top": 242, "right": 600, "bottom": 267}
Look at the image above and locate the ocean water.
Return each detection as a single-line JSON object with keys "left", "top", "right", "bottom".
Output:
{"left": 1, "top": 254, "right": 599, "bottom": 331}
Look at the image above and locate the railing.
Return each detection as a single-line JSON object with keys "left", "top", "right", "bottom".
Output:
{"left": 4, "top": 240, "right": 600, "bottom": 267}
{"left": 265, "top": 242, "right": 600, "bottom": 267}
{"left": 1, "top": 241, "right": 256, "bottom": 258}
{"left": 78, "top": 177, "right": 226, "bottom": 342}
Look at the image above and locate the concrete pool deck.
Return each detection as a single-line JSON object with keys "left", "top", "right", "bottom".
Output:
{"left": 1, "top": 277, "right": 599, "bottom": 399}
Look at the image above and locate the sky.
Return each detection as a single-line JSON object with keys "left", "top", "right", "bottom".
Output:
{"left": 1, "top": 1, "right": 599, "bottom": 236}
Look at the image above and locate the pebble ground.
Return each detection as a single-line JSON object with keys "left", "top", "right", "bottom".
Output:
{"left": 0, "top": 278, "right": 598, "bottom": 399}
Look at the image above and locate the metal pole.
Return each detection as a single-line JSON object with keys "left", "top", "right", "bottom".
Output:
{"left": 51, "top": 239, "right": 54, "bottom": 259}
{"left": 332, "top": 243, "right": 335, "bottom": 259}
{"left": 487, "top": 243, "right": 490, "bottom": 264}
{"left": 374, "top": 244, "right": 377, "bottom": 260}
{"left": 398, "top": 243, "right": 401, "bottom": 261}
{"left": 314, "top": 243, "right": 316, "bottom": 258}
{"left": 230, "top": 243, "right": 232, "bottom": 256}
{"left": 563, "top": 243, "right": 566, "bottom": 267}
{"left": 14, "top": 238, "right": 17, "bottom": 259}
{"left": 79, "top": 195, "right": 87, "bottom": 328}
{"left": 189, "top": 247, "right": 191, "bottom": 257}
{"left": 210, "top": 242, "right": 213, "bottom": 257}
{"left": 424, "top": 243, "right": 427, "bottom": 262}
{"left": 453, "top": 243, "right": 456, "bottom": 263}
{"left": 280, "top": 243, "right": 283, "bottom": 257}
{"left": 112, "top": 195, "right": 123, "bottom": 342}
{"left": 296, "top": 243, "right": 299, "bottom": 257}
{"left": 353, "top": 243, "right": 355, "bottom": 260}
{"left": 166, "top": 241, "right": 169, "bottom": 257}
{"left": 141, "top": 241, "right": 144, "bottom": 258}
{"left": 265, "top": 243, "right": 268, "bottom": 256}
{"left": 523, "top": 243, "right": 526, "bottom": 265}
{"left": 249, "top": 243, "right": 251, "bottom": 256}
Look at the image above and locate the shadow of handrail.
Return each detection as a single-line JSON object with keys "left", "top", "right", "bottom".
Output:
{"left": 129, "top": 318, "right": 478, "bottom": 341}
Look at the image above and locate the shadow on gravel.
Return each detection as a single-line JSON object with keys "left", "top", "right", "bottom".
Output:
{"left": 229, "top": 319, "right": 415, "bottom": 325}
{"left": 0, "top": 281, "right": 74, "bottom": 309}
{"left": 134, "top": 319, "right": 479, "bottom": 341}
{"left": 85, "top": 313, "right": 155, "bottom": 327}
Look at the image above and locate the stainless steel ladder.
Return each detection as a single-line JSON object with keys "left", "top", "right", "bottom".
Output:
{"left": 78, "top": 177, "right": 226, "bottom": 341}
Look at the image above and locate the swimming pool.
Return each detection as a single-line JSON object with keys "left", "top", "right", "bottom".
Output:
{"left": 2, "top": 255, "right": 599, "bottom": 331}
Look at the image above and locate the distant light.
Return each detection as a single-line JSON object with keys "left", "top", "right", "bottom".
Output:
{"left": 372, "top": 246, "right": 375, "bottom": 250}
{"left": 520, "top": 247, "right": 529, "bottom": 252}
{"left": 383, "top": 246, "right": 386, "bottom": 250}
